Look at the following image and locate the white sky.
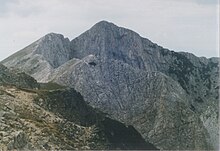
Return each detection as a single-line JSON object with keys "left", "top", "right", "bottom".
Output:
{"left": 0, "top": 0, "right": 219, "bottom": 61}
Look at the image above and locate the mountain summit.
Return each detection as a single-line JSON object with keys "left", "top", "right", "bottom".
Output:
{"left": 2, "top": 21, "right": 219, "bottom": 150}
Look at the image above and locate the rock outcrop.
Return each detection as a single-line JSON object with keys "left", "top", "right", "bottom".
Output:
{"left": 7, "top": 131, "right": 28, "bottom": 150}
{"left": 2, "top": 21, "right": 219, "bottom": 150}
{"left": 0, "top": 64, "right": 39, "bottom": 89}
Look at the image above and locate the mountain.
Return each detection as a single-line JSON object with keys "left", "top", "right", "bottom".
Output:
{"left": 2, "top": 33, "right": 72, "bottom": 82}
{"left": 2, "top": 20, "right": 219, "bottom": 150}
{"left": 0, "top": 63, "right": 157, "bottom": 150}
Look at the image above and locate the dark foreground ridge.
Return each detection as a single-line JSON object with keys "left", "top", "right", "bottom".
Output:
{"left": 0, "top": 63, "right": 157, "bottom": 150}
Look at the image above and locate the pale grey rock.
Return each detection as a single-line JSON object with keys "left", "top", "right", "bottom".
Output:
{"left": 200, "top": 105, "right": 219, "bottom": 149}
{"left": 34, "top": 33, "right": 71, "bottom": 68}
{"left": 2, "top": 20, "right": 219, "bottom": 150}
{"left": 49, "top": 58, "right": 81, "bottom": 81}
{"left": 7, "top": 131, "right": 28, "bottom": 150}
{"left": 68, "top": 21, "right": 219, "bottom": 149}
{"left": 53, "top": 55, "right": 211, "bottom": 150}
{"left": 2, "top": 33, "right": 71, "bottom": 82}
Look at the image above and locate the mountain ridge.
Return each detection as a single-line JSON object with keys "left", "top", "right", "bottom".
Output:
{"left": 0, "top": 63, "right": 158, "bottom": 150}
{"left": 1, "top": 20, "right": 219, "bottom": 150}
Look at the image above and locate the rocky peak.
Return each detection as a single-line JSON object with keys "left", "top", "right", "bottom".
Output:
{"left": 41, "top": 32, "right": 65, "bottom": 39}
{"left": 37, "top": 33, "right": 70, "bottom": 48}
{"left": 90, "top": 20, "right": 141, "bottom": 37}
{"left": 34, "top": 33, "right": 71, "bottom": 68}
{"left": 71, "top": 21, "right": 153, "bottom": 70}
{"left": 91, "top": 20, "right": 117, "bottom": 30}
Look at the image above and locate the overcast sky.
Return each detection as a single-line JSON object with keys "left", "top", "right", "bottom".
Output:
{"left": 0, "top": 0, "right": 219, "bottom": 61}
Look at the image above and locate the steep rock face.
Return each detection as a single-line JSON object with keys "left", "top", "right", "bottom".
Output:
{"left": 2, "top": 33, "right": 71, "bottom": 82}
{"left": 2, "top": 21, "right": 219, "bottom": 150}
{"left": 53, "top": 55, "right": 211, "bottom": 150}
{"left": 70, "top": 21, "right": 219, "bottom": 109}
{"left": 33, "top": 33, "right": 71, "bottom": 68}
{"left": 71, "top": 21, "right": 149, "bottom": 70}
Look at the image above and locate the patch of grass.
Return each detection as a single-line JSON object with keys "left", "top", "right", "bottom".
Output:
{"left": 16, "top": 105, "right": 45, "bottom": 127}
{"left": 39, "top": 82, "right": 66, "bottom": 90}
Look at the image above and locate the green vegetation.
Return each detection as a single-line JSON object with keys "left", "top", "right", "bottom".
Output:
{"left": 39, "top": 82, "right": 66, "bottom": 90}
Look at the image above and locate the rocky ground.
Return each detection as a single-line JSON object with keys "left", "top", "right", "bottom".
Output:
{"left": 0, "top": 73, "right": 157, "bottom": 150}
{"left": 0, "top": 85, "right": 104, "bottom": 150}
